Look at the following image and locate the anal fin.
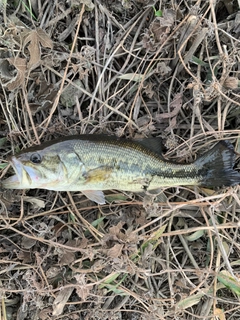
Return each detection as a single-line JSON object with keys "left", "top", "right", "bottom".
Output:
{"left": 81, "top": 190, "right": 106, "bottom": 204}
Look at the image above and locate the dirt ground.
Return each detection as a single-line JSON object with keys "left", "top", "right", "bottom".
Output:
{"left": 0, "top": 0, "right": 240, "bottom": 319}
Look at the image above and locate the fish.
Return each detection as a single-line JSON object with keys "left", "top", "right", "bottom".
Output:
{"left": 2, "top": 135, "right": 240, "bottom": 204}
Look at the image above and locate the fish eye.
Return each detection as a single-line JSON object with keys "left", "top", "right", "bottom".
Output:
{"left": 30, "top": 153, "right": 42, "bottom": 164}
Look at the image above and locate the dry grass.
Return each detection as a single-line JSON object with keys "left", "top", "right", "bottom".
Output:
{"left": 0, "top": 0, "right": 240, "bottom": 319}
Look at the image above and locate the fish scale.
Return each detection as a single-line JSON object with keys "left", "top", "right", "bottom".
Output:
{"left": 71, "top": 139, "right": 197, "bottom": 190}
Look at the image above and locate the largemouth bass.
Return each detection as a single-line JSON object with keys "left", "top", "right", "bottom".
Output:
{"left": 2, "top": 135, "right": 240, "bottom": 204}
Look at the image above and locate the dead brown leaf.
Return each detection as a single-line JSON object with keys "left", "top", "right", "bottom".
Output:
{"left": 75, "top": 274, "right": 93, "bottom": 301}
{"left": 39, "top": 308, "right": 52, "bottom": 320}
{"left": 108, "top": 222, "right": 126, "bottom": 241}
{"left": 156, "top": 62, "right": 172, "bottom": 78}
{"left": 46, "top": 267, "right": 62, "bottom": 279}
{"left": 107, "top": 243, "right": 124, "bottom": 258}
{"left": 59, "top": 252, "right": 75, "bottom": 266}
{"left": 52, "top": 287, "right": 74, "bottom": 316}
{"left": 59, "top": 239, "right": 78, "bottom": 266}
{"left": 142, "top": 9, "right": 175, "bottom": 51}
{"left": 155, "top": 93, "right": 183, "bottom": 132}
{"left": 23, "top": 196, "right": 45, "bottom": 209}
{"left": 23, "top": 28, "right": 53, "bottom": 69}
{"left": 21, "top": 236, "right": 36, "bottom": 249}
{"left": 5, "top": 57, "right": 26, "bottom": 90}
{"left": 28, "top": 78, "right": 58, "bottom": 114}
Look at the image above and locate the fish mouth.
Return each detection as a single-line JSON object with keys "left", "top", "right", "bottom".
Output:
{"left": 2, "top": 157, "right": 35, "bottom": 189}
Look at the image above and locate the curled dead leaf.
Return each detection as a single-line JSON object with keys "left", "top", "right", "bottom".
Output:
{"left": 155, "top": 93, "right": 183, "bottom": 132}
{"left": 156, "top": 62, "right": 172, "bottom": 77}
{"left": 106, "top": 243, "right": 124, "bottom": 258}
{"left": 23, "top": 196, "right": 45, "bottom": 209}
{"left": 28, "top": 78, "right": 58, "bottom": 114}
{"left": 142, "top": 9, "right": 175, "bottom": 51}
{"left": 75, "top": 274, "right": 93, "bottom": 301}
{"left": 5, "top": 57, "right": 26, "bottom": 90}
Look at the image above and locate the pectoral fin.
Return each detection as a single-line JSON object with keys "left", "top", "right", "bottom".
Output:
{"left": 80, "top": 166, "right": 112, "bottom": 204}
{"left": 81, "top": 190, "right": 106, "bottom": 204}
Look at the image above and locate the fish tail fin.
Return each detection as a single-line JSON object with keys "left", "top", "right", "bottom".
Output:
{"left": 195, "top": 140, "right": 240, "bottom": 187}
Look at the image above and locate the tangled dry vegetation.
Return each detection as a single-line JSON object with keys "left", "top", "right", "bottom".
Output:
{"left": 0, "top": 0, "right": 240, "bottom": 319}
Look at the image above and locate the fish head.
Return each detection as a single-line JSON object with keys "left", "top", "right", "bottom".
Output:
{"left": 3, "top": 146, "right": 70, "bottom": 190}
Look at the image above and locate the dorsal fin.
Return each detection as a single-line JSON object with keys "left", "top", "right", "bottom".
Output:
{"left": 135, "top": 137, "right": 163, "bottom": 155}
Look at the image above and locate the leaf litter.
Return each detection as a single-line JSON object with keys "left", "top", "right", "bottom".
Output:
{"left": 0, "top": 1, "right": 240, "bottom": 319}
